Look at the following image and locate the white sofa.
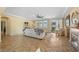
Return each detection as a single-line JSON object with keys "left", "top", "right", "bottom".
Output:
{"left": 23, "top": 28, "right": 45, "bottom": 39}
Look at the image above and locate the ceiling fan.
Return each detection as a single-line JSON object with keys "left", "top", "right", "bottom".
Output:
{"left": 36, "top": 14, "right": 44, "bottom": 18}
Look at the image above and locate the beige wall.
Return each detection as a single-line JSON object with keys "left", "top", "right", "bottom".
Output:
{"left": 8, "top": 16, "right": 25, "bottom": 35}
{"left": 0, "top": 7, "right": 6, "bottom": 15}
{"left": 8, "top": 16, "right": 38, "bottom": 35}
{"left": 1, "top": 15, "right": 29, "bottom": 36}
{"left": 24, "top": 20, "right": 36, "bottom": 28}
{"left": 0, "top": 16, "right": 1, "bottom": 42}
{"left": 1, "top": 16, "right": 39, "bottom": 36}
{"left": 0, "top": 7, "right": 6, "bottom": 42}
{"left": 8, "top": 16, "right": 52, "bottom": 36}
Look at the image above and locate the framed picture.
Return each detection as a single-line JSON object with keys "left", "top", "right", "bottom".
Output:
{"left": 24, "top": 22, "right": 28, "bottom": 26}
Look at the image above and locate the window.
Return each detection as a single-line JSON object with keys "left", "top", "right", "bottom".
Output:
{"left": 51, "top": 19, "right": 62, "bottom": 32}
{"left": 37, "top": 20, "right": 48, "bottom": 28}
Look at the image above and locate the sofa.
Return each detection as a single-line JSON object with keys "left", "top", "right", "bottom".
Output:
{"left": 23, "top": 28, "right": 45, "bottom": 39}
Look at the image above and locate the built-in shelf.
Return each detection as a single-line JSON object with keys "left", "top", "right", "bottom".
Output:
{"left": 70, "top": 28, "right": 79, "bottom": 51}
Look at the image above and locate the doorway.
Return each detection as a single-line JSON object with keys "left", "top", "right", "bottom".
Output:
{"left": 1, "top": 17, "right": 9, "bottom": 41}
{"left": 1, "top": 21, "right": 6, "bottom": 35}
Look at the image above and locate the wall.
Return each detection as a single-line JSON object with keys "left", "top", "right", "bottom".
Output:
{"left": 8, "top": 16, "right": 25, "bottom": 35}
{"left": 2, "top": 16, "right": 40, "bottom": 36}
{"left": 0, "top": 7, "right": 6, "bottom": 42}
{"left": 8, "top": 16, "right": 53, "bottom": 36}
{"left": 24, "top": 20, "right": 36, "bottom": 28}
{"left": 0, "top": 16, "right": 1, "bottom": 42}
{"left": 1, "top": 15, "right": 32, "bottom": 36}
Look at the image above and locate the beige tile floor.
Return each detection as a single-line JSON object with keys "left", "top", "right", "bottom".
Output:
{"left": 0, "top": 35, "right": 76, "bottom": 52}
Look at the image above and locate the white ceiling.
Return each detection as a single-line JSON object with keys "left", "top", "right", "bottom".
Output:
{"left": 5, "top": 7, "right": 69, "bottom": 19}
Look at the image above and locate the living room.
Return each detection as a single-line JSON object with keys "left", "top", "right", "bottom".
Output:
{"left": 0, "top": 7, "right": 79, "bottom": 52}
